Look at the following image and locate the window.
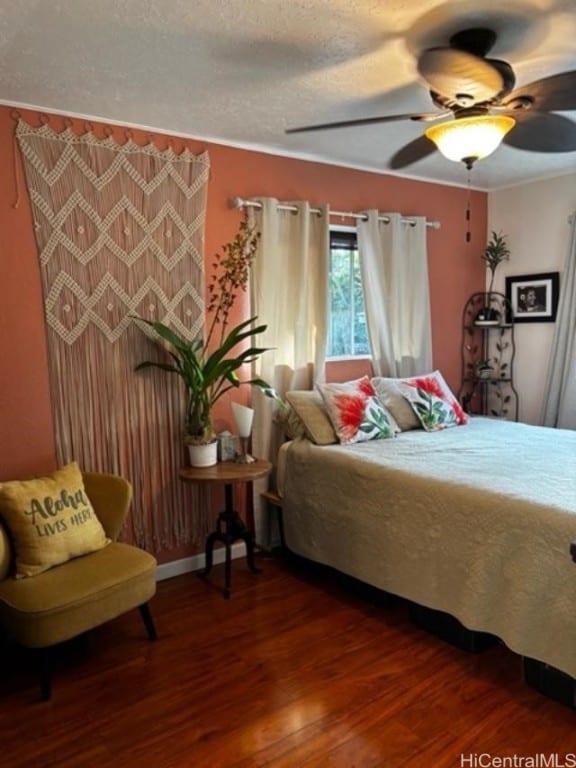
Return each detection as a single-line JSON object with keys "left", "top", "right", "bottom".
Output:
{"left": 327, "top": 228, "right": 370, "bottom": 358}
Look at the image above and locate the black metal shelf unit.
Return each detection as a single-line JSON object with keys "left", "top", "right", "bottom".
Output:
{"left": 459, "top": 292, "right": 519, "bottom": 421}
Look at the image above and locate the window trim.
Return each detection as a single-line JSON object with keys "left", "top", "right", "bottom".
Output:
{"left": 326, "top": 225, "right": 370, "bottom": 360}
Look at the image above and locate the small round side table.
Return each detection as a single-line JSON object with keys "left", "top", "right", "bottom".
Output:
{"left": 179, "top": 459, "right": 272, "bottom": 598}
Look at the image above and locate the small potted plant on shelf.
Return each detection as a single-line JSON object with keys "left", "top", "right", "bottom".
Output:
{"left": 476, "top": 359, "right": 494, "bottom": 379}
{"left": 133, "top": 218, "right": 270, "bottom": 467}
{"left": 475, "top": 231, "right": 511, "bottom": 325}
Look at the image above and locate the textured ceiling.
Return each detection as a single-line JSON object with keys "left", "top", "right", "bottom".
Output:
{"left": 1, "top": 0, "right": 575, "bottom": 190}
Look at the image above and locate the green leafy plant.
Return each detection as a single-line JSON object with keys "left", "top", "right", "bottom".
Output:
{"left": 133, "top": 218, "right": 270, "bottom": 444}
{"left": 482, "top": 231, "right": 511, "bottom": 296}
{"left": 476, "top": 358, "right": 494, "bottom": 379}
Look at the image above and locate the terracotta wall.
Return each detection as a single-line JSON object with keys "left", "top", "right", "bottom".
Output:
{"left": 0, "top": 105, "right": 486, "bottom": 558}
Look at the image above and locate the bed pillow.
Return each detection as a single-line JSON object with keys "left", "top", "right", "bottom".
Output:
{"left": 371, "top": 377, "right": 421, "bottom": 431}
{"left": 317, "top": 376, "right": 399, "bottom": 444}
{"left": 285, "top": 390, "right": 337, "bottom": 445}
{"left": 275, "top": 402, "right": 307, "bottom": 441}
{"left": 397, "top": 371, "right": 469, "bottom": 432}
{"left": 0, "top": 462, "right": 110, "bottom": 578}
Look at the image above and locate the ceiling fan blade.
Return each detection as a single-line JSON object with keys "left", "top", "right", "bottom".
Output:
{"left": 417, "top": 48, "right": 504, "bottom": 104}
{"left": 449, "top": 28, "right": 497, "bottom": 58}
{"left": 389, "top": 136, "right": 436, "bottom": 170}
{"left": 503, "top": 70, "right": 576, "bottom": 113}
{"left": 485, "top": 59, "right": 516, "bottom": 96}
{"left": 504, "top": 113, "right": 576, "bottom": 152}
{"left": 285, "top": 112, "right": 447, "bottom": 135}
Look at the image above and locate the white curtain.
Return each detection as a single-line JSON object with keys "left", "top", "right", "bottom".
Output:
{"left": 250, "top": 198, "right": 329, "bottom": 542}
{"left": 541, "top": 217, "right": 576, "bottom": 429}
{"left": 357, "top": 211, "right": 432, "bottom": 377}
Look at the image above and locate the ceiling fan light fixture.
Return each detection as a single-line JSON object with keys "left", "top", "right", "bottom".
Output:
{"left": 425, "top": 114, "right": 516, "bottom": 166}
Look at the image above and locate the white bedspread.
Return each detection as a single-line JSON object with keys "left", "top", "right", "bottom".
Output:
{"left": 281, "top": 417, "right": 576, "bottom": 677}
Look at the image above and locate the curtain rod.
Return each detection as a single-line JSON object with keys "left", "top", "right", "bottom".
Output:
{"left": 231, "top": 196, "right": 441, "bottom": 230}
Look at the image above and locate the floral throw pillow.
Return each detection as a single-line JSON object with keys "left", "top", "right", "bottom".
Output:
{"left": 317, "top": 376, "right": 399, "bottom": 444}
{"left": 397, "top": 371, "right": 468, "bottom": 432}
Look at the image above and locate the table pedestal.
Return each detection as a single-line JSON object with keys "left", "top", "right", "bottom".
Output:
{"left": 203, "top": 484, "right": 261, "bottom": 598}
{"left": 179, "top": 459, "right": 272, "bottom": 599}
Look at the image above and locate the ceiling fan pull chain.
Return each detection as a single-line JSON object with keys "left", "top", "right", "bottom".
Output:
{"left": 465, "top": 167, "right": 472, "bottom": 242}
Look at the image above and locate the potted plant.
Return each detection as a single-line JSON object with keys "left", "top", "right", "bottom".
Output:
{"left": 133, "top": 218, "right": 270, "bottom": 467}
{"left": 476, "top": 231, "right": 511, "bottom": 324}
{"left": 476, "top": 358, "right": 494, "bottom": 379}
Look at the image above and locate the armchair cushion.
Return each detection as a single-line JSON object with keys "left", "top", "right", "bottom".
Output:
{"left": 0, "top": 541, "right": 156, "bottom": 648}
{"left": 0, "top": 462, "right": 109, "bottom": 578}
{"left": 0, "top": 524, "right": 10, "bottom": 581}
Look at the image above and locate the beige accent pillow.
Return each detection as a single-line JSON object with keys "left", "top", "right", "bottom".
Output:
{"left": 371, "top": 377, "right": 421, "bottom": 431}
{"left": 0, "top": 462, "right": 110, "bottom": 578}
{"left": 275, "top": 403, "right": 307, "bottom": 441}
{"left": 285, "top": 390, "right": 337, "bottom": 445}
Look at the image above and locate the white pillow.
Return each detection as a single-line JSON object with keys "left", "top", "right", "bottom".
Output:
{"left": 396, "top": 371, "right": 469, "bottom": 432}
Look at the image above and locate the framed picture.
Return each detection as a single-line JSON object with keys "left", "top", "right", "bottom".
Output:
{"left": 505, "top": 272, "right": 560, "bottom": 323}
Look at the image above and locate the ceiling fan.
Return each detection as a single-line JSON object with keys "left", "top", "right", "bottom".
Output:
{"left": 286, "top": 27, "right": 576, "bottom": 170}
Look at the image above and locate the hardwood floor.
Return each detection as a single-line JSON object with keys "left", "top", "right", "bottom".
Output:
{"left": 0, "top": 552, "right": 574, "bottom": 767}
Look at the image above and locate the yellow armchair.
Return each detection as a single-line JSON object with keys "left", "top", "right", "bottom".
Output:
{"left": 0, "top": 471, "right": 157, "bottom": 700}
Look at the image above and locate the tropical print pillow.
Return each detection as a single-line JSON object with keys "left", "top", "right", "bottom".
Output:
{"left": 317, "top": 376, "right": 399, "bottom": 444}
{"left": 397, "top": 371, "right": 468, "bottom": 432}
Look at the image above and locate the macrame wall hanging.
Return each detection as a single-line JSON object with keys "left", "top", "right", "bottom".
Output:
{"left": 16, "top": 117, "right": 210, "bottom": 552}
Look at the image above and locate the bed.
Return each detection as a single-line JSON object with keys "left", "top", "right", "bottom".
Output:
{"left": 278, "top": 416, "right": 576, "bottom": 681}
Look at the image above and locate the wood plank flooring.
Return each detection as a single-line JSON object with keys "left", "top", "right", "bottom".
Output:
{"left": 0, "top": 552, "right": 574, "bottom": 767}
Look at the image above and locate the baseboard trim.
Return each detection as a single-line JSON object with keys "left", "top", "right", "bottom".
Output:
{"left": 156, "top": 543, "right": 246, "bottom": 582}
